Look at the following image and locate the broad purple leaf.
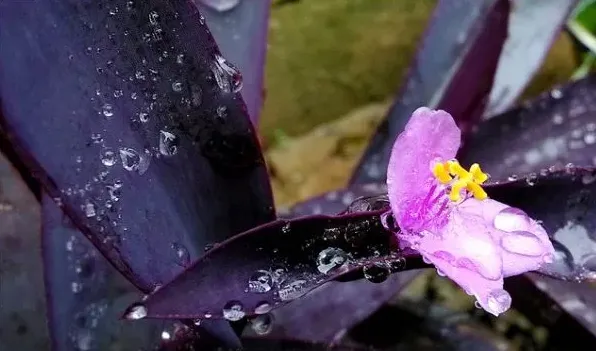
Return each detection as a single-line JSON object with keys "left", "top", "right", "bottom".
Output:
{"left": 127, "top": 210, "right": 423, "bottom": 320}
{"left": 461, "top": 75, "right": 596, "bottom": 178}
{"left": 0, "top": 153, "right": 48, "bottom": 350}
{"left": 485, "top": 167, "right": 596, "bottom": 282}
{"left": 0, "top": 0, "right": 274, "bottom": 291}
{"left": 42, "top": 194, "right": 164, "bottom": 351}
{"left": 350, "top": 0, "right": 510, "bottom": 185}
{"left": 195, "top": 0, "right": 271, "bottom": 124}
{"left": 485, "top": 0, "right": 580, "bottom": 117}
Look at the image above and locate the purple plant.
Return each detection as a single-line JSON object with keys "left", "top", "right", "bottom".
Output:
{"left": 0, "top": 0, "right": 594, "bottom": 350}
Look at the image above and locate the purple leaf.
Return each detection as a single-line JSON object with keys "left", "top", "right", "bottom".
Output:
{"left": 460, "top": 75, "right": 596, "bottom": 179}
{"left": 485, "top": 0, "right": 580, "bottom": 117}
{"left": 42, "top": 194, "right": 164, "bottom": 351}
{"left": 195, "top": 0, "right": 271, "bottom": 124}
{"left": 485, "top": 167, "right": 596, "bottom": 282}
{"left": 0, "top": 0, "right": 274, "bottom": 291}
{"left": 127, "top": 210, "right": 423, "bottom": 320}
{"left": 350, "top": 0, "right": 510, "bottom": 185}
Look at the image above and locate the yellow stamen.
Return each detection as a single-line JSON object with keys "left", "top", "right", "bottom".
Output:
{"left": 432, "top": 159, "right": 489, "bottom": 202}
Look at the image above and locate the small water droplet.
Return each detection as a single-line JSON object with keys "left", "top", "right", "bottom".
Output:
{"left": 171, "top": 242, "right": 190, "bottom": 267}
{"left": 125, "top": 304, "right": 147, "bottom": 320}
{"left": 474, "top": 301, "right": 482, "bottom": 309}
{"left": 113, "top": 90, "right": 123, "bottom": 98}
{"left": 248, "top": 270, "right": 273, "bottom": 293}
{"left": 71, "top": 282, "right": 83, "bottom": 293}
{"left": 216, "top": 105, "right": 227, "bottom": 120}
{"left": 363, "top": 262, "right": 389, "bottom": 283}
{"left": 525, "top": 173, "right": 537, "bottom": 186}
{"left": 500, "top": 231, "right": 544, "bottom": 256}
{"left": 119, "top": 148, "right": 140, "bottom": 171}
{"left": 211, "top": 54, "right": 243, "bottom": 93}
{"left": 100, "top": 148, "right": 117, "bottom": 166}
{"left": 172, "top": 82, "right": 182, "bottom": 92}
{"left": 486, "top": 289, "right": 511, "bottom": 315}
{"left": 222, "top": 301, "right": 245, "bottom": 321}
{"left": 176, "top": 54, "right": 184, "bottom": 64}
{"left": 507, "top": 174, "right": 518, "bottom": 181}
{"left": 199, "top": 0, "right": 241, "bottom": 12}
{"left": 385, "top": 256, "right": 406, "bottom": 272}
{"left": 83, "top": 201, "right": 96, "bottom": 218}
{"left": 139, "top": 112, "right": 149, "bottom": 123}
{"left": 316, "top": 247, "right": 348, "bottom": 274}
{"left": 550, "top": 89, "right": 563, "bottom": 99}
{"left": 159, "top": 130, "right": 179, "bottom": 156}
{"left": 102, "top": 103, "right": 114, "bottom": 118}
{"left": 582, "top": 173, "right": 596, "bottom": 185}
{"left": 493, "top": 207, "right": 530, "bottom": 232}
{"left": 254, "top": 301, "right": 272, "bottom": 315}
{"left": 278, "top": 279, "right": 308, "bottom": 301}
{"left": 161, "top": 331, "right": 171, "bottom": 340}
{"left": 250, "top": 314, "right": 273, "bottom": 335}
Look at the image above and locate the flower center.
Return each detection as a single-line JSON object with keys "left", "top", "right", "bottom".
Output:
{"left": 432, "top": 160, "right": 488, "bottom": 202}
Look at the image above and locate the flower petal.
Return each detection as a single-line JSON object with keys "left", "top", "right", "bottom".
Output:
{"left": 387, "top": 108, "right": 461, "bottom": 230}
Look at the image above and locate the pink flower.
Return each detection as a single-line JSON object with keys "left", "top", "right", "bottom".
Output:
{"left": 385, "top": 107, "right": 555, "bottom": 316}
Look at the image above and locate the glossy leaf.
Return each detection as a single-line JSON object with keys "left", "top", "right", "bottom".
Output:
{"left": 129, "top": 210, "right": 424, "bottom": 320}
{"left": 350, "top": 0, "right": 510, "bottom": 185}
{"left": 42, "top": 194, "right": 164, "bottom": 351}
{"left": 196, "top": 0, "right": 271, "bottom": 123}
{"left": 485, "top": 0, "right": 580, "bottom": 117}
{"left": 0, "top": 0, "right": 274, "bottom": 292}
{"left": 460, "top": 75, "right": 596, "bottom": 179}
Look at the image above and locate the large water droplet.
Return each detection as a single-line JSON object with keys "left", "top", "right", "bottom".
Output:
{"left": 119, "top": 148, "right": 140, "bottom": 171}
{"left": 248, "top": 270, "right": 273, "bottom": 293}
{"left": 159, "top": 130, "right": 179, "bottom": 156}
{"left": 493, "top": 207, "right": 530, "bottom": 232}
{"left": 501, "top": 231, "right": 544, "bottom": 256}
{"left": 171, "top": 242, "right": 190, "bottom": 267}
{"left": 125, "top": 303, "right": 147, "bottom": 320}
{"left": 363, "top": 262, "right": 389, "bottom": 283}
{"left": 316, "top": 247, "right": 348, "bottom": 274}
{"left": 250, "top": 314, "right": 273, "bottom": 335}
{"left": 100, "top": 148, "right": 117, "bottom": 166}
{"left": 199, "top": 0, "right": 241, "bottom": 12}
{"left": 254, "top": 301, "right": 272, "bottom": 315}
{"left": 222, "top": 301, "right": 245, "bottom": 321}
{"left": 211, "top": 54, "right": 243, "bottom": 93}
{"left": 486, "top": 289, "right": 511, "bottom": 316}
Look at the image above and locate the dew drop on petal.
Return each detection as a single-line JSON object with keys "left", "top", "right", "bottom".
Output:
{"left": 211, "top": 54, "right": 243, "bottom": 93}
{"left": 159, "top": 130, "right": 179, "bottom": 156}
{"left": 278, "top": 279, "right": 308, "bottom": 301}
{"left": 363, "top": 262, "right": 389, "bottom": 283}
{"left": 493, "top": 207, "right": 530, "bottom": 233}
{"left": 486, "top": 289, "right": 511, "bottom": 315}
{"left": 171, "top": 82, "right": 182, "bottom": 92}
{"left": 102, "top": 103, "right": 114, "bottom": 117}
{"left": 222, "top": 301, "right": 245, "bottom": 321}
{"left": 119, "top": 148, "right": 140, "bottom": 171}
{"left": 250, "top": 314, "right": 273, "bottom": 335}
{"left": 500, "top": 231, "right": 544, "bottom": 256}
{"left": 248, "top": 270, "right": 273, "bottom": 293}
{"left": 199, "top": 0, "right": 241, "bottom": 12}
{"left": 100, "top": 148, "right": 117, "bottom": 166}
{"left": 254, "top": 301, "right": 272, "bottom": 315}
{"left": 171, "top": 242, "right": 190, "bottom": 267}
{"left": 124, "top": 304, "right": 147, "bottom": 320}
{"left": 316, "top": 247, "right": 348, "bottom": 274}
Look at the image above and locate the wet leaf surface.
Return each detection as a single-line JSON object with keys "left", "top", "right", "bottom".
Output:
{"left": 461, "top": 75, "right": 596, "bottom": 179}
{"left": 0, "top": 0, "right": 274, "bottom": 292}
{"left": 196, "top": 0, "right": 271, "bottom": 123}
{"left": 130, "top": 210, "right": 425, "bottom": 320}
{"left": 351, "top": 0, "right": 509, "bottom": 185}
{"left": 42, "top": 195, "right": 164, "bottom": 351}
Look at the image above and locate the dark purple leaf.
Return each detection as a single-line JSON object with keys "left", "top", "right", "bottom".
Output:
{"left": 350, "top": 0, "right": 510, "bottom": 185}
{"left": 0, "top": 0, "right": 274, "bottom": 291}
{"left": 484, "top": 0, "right": 580, "bottom": 117}
{"left": 0, "top": 153, "right": 48, "bottom": 350}
{"left": 42, "top": 194, "right": 164, "bottom": 351}
{"left": 461, "top": 75, "right": 596, "bottom": 179}
{"left": 485, "top": 167, "right": 596, "bottom": 282}
{"left": 195, "top": 0, "right": 271, "bottom": 124}
{"left": 128, "top": 210, "right": 424, "bottom": 320}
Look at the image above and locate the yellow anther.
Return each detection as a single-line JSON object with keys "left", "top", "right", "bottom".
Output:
{"left": 432, "top": 163, "right": 452, "bottom": 184}
{"left": 431, "top": 159, "right": 489, "bottom": 202}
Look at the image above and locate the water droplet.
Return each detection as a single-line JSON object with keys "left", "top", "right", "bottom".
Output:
{"left": 159, "top": 130, "right": 179, "bottom": 156}
{"left": 254, "top": 301, "right": 272, "bottom": 315}
{"left": 113, "top": 90, "right": 123, "bottom": 98}
{"left": 161, "top": 331, "right": 171, "bottom": 340}
{"left": 83, "top": 201, "right": 96, "bottom": 218}
{"left": 171, "top": 242, "right": 190, "bottom": 267}
{"left": 474, "top": 301, "right": 482, "bottom": 309}
{"left": 100, "top": 148, "right": 117, "bottom": 166}
{"left": 525, "top": 173, "right": 537, "bottom": 186}
{"left": 125, "top": 304, "right": 147, "bottom": 320}
{"left": 199, "top": 0, "right": 241, "bottom": 12}
{"left": 211, "top": 54, "right": 243, "bottom": 93}
{"left": 363, "top": 262, "right": 389, "bottom": 283}
{"left": 172, "top": 82, "right": 182, "bottom": 92}
{"left": 139, "top": 112, "right": 149, "bottom": 123}
{"left": 493, "top": 207, "right": 530, "bottom": 232}
{"left": 71, "top": 282, "right": 83, "bottom": 293}
{"left": 250, "top": 314, "right": 273, "bottom": 335}
{"left": 385, "top": 256, "right": 406, "bottom": 272}
{"left": 582, "top": 173, "right": 596, "bottom": 185}
{"left": 176, "top": 54, "right": 184, "bottom": 64}
{"left": 222, "top": 301, "right": 245, "bottom": 321}
{"left": 500, "top": 231, "right": 544, "bottom": 256}
{"left": 278, "top": 279, "right": 308, "bottom": 301}
{"left": 316, "top": 247, "right": 348, "bottom": 274}
{"left": 248, "top": 270, "right": 273, "bottom": 293}
{"left": 102, "top": 103, "right": 114, "bottom": 118}
{"left": 550, "top": 89, "right": 563, "bottom": 99}
{"left": 486, "top": 289, "right": 511, "bottom": 315}
{"left": 507, "top": 174, "right": 518, "bottom": 181}
{"left": 216, "top": 105, "right": 227, "bottom": 120}
{"left": 119, "top": 148, "right": 140, "bottom": 171}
